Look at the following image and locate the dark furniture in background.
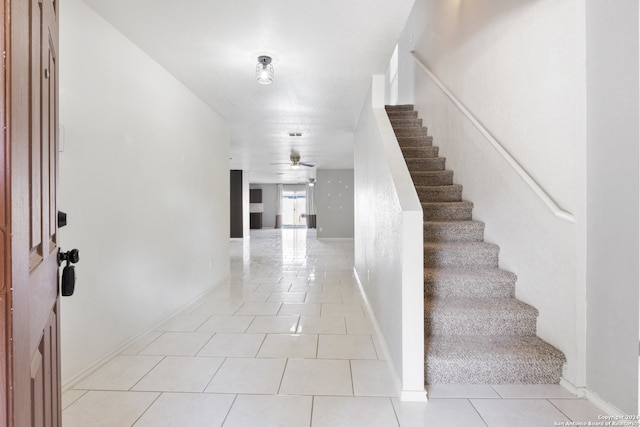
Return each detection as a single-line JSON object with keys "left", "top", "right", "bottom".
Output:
{"left": 250, "top": 189, "right": 263, "bottom": 229}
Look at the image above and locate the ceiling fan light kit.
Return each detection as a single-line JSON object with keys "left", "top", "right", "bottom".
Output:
{"left": 256, "top": 55, "right": 274, "bottom": 84}
{"left": 290, "top": 154, "right": 315, "bottom": 168}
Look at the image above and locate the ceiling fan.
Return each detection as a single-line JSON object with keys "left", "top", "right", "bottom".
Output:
{"left": 271, "top": 153, "right": 315, "bottom": 169}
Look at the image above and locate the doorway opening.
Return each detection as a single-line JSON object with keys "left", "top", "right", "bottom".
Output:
{"left": 282, "top": 190, "right": 307, "bottom": 228}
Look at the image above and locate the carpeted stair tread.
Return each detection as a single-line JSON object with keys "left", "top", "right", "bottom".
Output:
{"left": 398, "top": 136, "right": 434, "bottom": 147}
{"left": 405, "top": 157, "right": 446, "bottom": 171}
{"left": 401, "top": 146, "right": 439, "bottom": 158}
{"left": 423, "top": 201, "right": 474, "bottom": 221}
{"left": 424, "top": 220, "right": 485, "bottom": 242}
{"left": 425, "top": 297, "right": 536, "bottom": 317}
{"left": 425, "top": 297, "right": 537, "bottom": 336}
{"left": 387, "top": 113, "right": 419, "bottom": 122}
{"left": 424, "top": 268, "right": 516, "bottom": 298}
{"left": 424, "top": 241, "right": 499, "bottom": 269}
{"left": 425, "top": 335, "right": 566, "bottom": 384}
{"left": 390, "top": 118, "right": 423, "bottom": 128}
{"left": 386, "top": 110, "right": 418, "bottom": 119}
{"left": 416, "top": 185, "right": 463, "bottom": 203}
{"left": 411, "top": 170, "right": 454, "bottom": 186}
{"left": 394, "top": 127, "right": 429, "bottom": 138}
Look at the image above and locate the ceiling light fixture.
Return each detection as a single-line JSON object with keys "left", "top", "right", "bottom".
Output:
{"left": 256, "top": 55, "right": 274, "bottom": 85}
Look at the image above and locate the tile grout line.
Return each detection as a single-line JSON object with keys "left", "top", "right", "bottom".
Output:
{"left": 276, "top": 358, "right": 291, "bottom": 395}
{"left": 548, "top": 398, "right": 575, "bottom": 423}
{"left": 309, "top": 395, "right": 315, "bottom": 427}
{"left": 349, "top": 360, "right": 355, "bottom": 397}
{"left": 201, "top": 356, "right": 227, "bottom": 393}
{"left": 194, "top": 332, "right": 217, "bottom": 357}
{"left": 468, "top": 398, "right": 491, "bottom": 427}
{"left": 218, "top": 394, "right": 239, "bottom": 427}
{"left": 130, "top": 391, "right": 163, "bottom": 427}
{"left": 127, "top": 355, "right": 167, "bottom": 392}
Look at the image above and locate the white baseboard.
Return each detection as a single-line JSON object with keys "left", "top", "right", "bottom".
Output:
{"left": 560, "top": 377, "right": 586, "bottom": 398}
{"left": 61, "top": 276, "right": 230, "bottom": 392}
{"left": 584, "top": 389, "right": 632, "bottom": 418}
{"left": 401, "top": 390, "right": 429, "bottom": 402}
{"left": 561, "top": 377, "right": 634, "bottom": 418}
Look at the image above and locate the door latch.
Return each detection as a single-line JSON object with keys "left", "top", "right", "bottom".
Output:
{"left": 58, "top": 249, "right": 80, "bottom": 296}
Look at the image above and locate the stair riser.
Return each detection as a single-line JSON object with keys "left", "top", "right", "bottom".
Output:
{"left": 425, "top": 316, "right": 536, "bottom": 336}
{"left": 411, "top": 171, "right": 454, "bottom": 186}
{"left": 406, "top": 158, "right": 446, "bottom": 172}
{"left": 401, "top": 146, "right": 439, "bottom": 158}
{"left": 394, "top": 128, "right": 428, "bottom": 138}
{"left": 390, "top": 118, "right": 423, "bottom": 127}
{"left": 417, "top": 186, "right": 462, "bottom": 203}
{"left": 425, "top": 360, "right": 564, "bottom": 384}
{"left": 424, "top": 269, "right": 517, "bottom": 298}
{"left": 387, "top": 111, "right": 418, "bottom": 120}
{"left": 423, "top": 203, "right": 473, "bottom": 221}
{"left": 398, "top": 136, "right": 433, "bottom": 147}
{"left": 424, "top": 245, "right": 499, "bottom": 268}
{"left": 424, "top": 221, "right": 484, "bottom": 242}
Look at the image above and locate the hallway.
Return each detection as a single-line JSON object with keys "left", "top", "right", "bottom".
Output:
{"left": 62, "top": 229, "right": 606, "bottom": 426}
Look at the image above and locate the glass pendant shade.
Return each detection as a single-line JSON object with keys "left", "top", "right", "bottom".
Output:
{"left": 256, "top": 56, "right": 274, "bottom": 84}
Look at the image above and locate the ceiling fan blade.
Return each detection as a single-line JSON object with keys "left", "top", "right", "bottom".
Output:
{"left": 300, "top": 162, "right": 315, "bottom": 167}
{"left": 269, "top": 162, "right": 292, "bottom": 165}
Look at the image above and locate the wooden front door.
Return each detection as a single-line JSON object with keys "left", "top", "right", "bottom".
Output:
{"left": 2, "top": 0, "right": 61, "bottom": 425}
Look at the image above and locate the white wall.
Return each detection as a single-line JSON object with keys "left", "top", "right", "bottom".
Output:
{"left": 401, "top": 0, "right": 579, "bottom": 214}
{"left": 316, "top": 170, "right": 355, "bottom": 238}
{"left": 59, "top": 0, "right": 230, "bottom": 385}
{"left": 585, "top": 0, "right": 639, "bottom": 415}
{"left": 354, "top": 78, "right": 425, "bottom": 401}
{"left": 397, "top": 0, "right": 582, "bottom": 385}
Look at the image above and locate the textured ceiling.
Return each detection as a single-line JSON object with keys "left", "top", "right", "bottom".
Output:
{"left": 82, "top": 0, "right": 415, "bottom": 183}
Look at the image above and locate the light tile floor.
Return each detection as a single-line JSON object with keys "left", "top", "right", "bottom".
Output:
{"left": 63, "top": 228, "right": 610, "bottom": 426}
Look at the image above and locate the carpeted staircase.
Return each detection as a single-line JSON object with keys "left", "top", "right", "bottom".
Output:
{"left": 385, "top": 105, "right": 566, "bottom": 384}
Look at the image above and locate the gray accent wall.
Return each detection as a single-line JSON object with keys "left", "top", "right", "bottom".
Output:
{"left": 316, "top": 170, "right": 354, "bottom": 238}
